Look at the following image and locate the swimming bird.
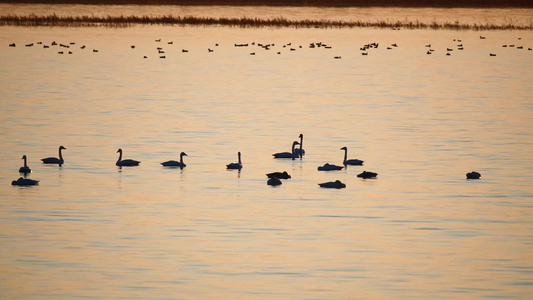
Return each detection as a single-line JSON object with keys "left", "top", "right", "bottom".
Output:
{"left": 161, "top": 152, "right": 187, "bottom": 168}
{"left": 318, "top": 180, "right": 346, "bottom": 189}
{"left": 19, "top": 155, "right": 31, "bottom": 173}
{"left": 340, "top": 147, "right": 364, "bottom": 166}
{"left": 12, "top": 177, "right": 39, "bottom": 186}
{"left": 116, "top": 149, "right": 140, "bottom": 167}
{"left": 273, "top": 141, "right": 300, "bottom": 160}
{"left": 466, "top": 171, "right": 481, "bottom": 179}
{"left": 267, "top": 178, "right": 282, "bottom": 186}
{"left": 293, "top": 134, "right": 305, "bottom": 157}
{"left": 357, "top": 171, "right": 378, "bottom": 179}
{"left": 42, "top": 146, "right": 66, "bottom": 165}
{"left": 266, "top": 171, "right": 291, "bottom": 179}
{"left": 226, "top": 152, "right": 242, "bottom": 170}
{"left": 317, "top": 163, "right": 343, "bottom": 171}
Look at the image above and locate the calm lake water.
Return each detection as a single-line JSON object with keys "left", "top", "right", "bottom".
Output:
{"left": 1, "top": 4, "right": 532, "bottom": 300}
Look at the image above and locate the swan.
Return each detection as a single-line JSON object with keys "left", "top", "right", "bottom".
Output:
{"left": 12, "top": 177, "right": 39, "bottom": 186}
{"left": 116, "top": 149, "right": 140, "bottom": 166}
{"left": 161, "top": 152, "right": 187, "bottom": 167}
{"left": 293, "top": 134, "right": 305, "bottom": 157}
{"left": 273, "top": 141, "right": 300, "bottom": 159}
{"left": 466, "top": 171, "right": 481, "bottom": 179}
{"left": 317, "top": 163, "right": 343, "bottom": 171}
{"left": 267, "top": 178, "right": 282, "bottom": 186}
{"left": 318, "top": 180, "right": 346, "bottom": 189}
{"left": 357, "top": 171, "right": 378, "bottom": 179}
{"left": 340, "top": 147, "right": 364, "bottom": 166}
{"left": 226, "top": 152, "right": 242, "bottom": 170}
{"left": 41, "top": 146, "right": 66, "bottom": 165}
{"left": 266, "top": 171, "right": 291, "bottom": 179}
{"left": 19, "top": 155, "right": 31, "bottom": 173}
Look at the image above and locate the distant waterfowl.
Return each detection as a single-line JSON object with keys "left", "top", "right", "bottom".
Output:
{"left": 116, "top": 148, "right": 140, "bottom": 167}
{"left": 357, "top": 171, "right": 378, "bottom": 179}
{"left": 273, "top": 141, "right": 300, "bottom": 160}
{"left": 267, "top": 178, "right": 282, "bottom": 186}
{"left": 12, "top": 177, "right": 39, "bottom": 186}
{"left": 318, "top": 180, "right": 346, "bottom": 189}
{"left": 318, "top": 163, "right": 343, "bottom": 171}
{"left": 293, "top": 134, "right": 305, "bottom": 157}
{"left": 266, "top": 171, "right": 291, "bottom": 179}
{"left": 9, "top": 43, "right": 15, "bottom": 47}
{"left": 466, "top": 171, "right": 481, "bottom": 179}
{"left": 42, "top": 146, "right": 66, "bottom": 165}
{"left": 490, "top": 53, "right": 496, "bottom": 56}
{"left": 340, "top": 147, "right": 364, "bottom": 166}
{"left": 226, "top": 152, "right": 242, "bottom": 170}
{"left": 19, "top": 155, "right": 31, "bottom": 173}
{"left": 161, "top": 152, "right": 187, "bottom": 168}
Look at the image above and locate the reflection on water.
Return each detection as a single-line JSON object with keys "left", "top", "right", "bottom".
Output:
{"left": 0, "top": 4, "right": 532, "bottom": 300}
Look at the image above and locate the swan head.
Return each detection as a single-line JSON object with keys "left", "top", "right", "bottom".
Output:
{"left": 299, "top": 134, "right": 303, "bottom": 138}
{"left": 292, "top": 141, "right": 300, "bottom": 146}
{"left": 117, "top": 148, "right": 122, "bottom": 153}
{"left": 59, "top": 146, "right": 66, "bottom": 150}
{"left": 180, "top": 152, "right": 188, "bottom": 157}
{"left": 22, "top": 155, "right": 26, "bottom": 160}
{"left": 340, "top": 146, "right": 347, "bottom": 151}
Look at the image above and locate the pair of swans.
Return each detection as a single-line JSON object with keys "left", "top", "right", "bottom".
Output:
{"left": 272, "top": 134, "right": 306, "bottom": 160}
{"left": 318, "top": 146, "right": 364, "bottom": 171}
{"left": 266, "top": 171, "right": 291, "bottom": 186}
{"left": 117, "top": 149, "right": 188, "bottom": 167}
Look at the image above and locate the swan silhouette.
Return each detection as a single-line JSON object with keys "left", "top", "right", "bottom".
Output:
{"left": 19, "top": 155, "right": 31, "bottom": 173}
{"left": 273, "top": 141, "right": 300, "bottom": 160}
{"left": 116, "top": 149, "right": 140, "bottom": 166}
{"left": 161, "top": 152, "right": 187, "bottom": 168}
{"left": 466, "top": 171, "right": 481, "bottom": 179}
{"left": 226, "top": 152, "right": 242, "bottom": 170}
{"left": 318, "top": 180, "right": 346, "bottom": 188}
{"left": 340, "top": 147, "right": 364, "bottom": 166}
{"left": 12, "top": 177, "right": 39, "bottom": 186}
{"left": 41, "top": 146, "right": 66, "bottom": 165}
{"left": 267, "top": 178, "right": 282, "bottom": 186}
{"left": 293, "top": 134, "right": 305, "bottom": 157}
{"left": 266, "top": 171, "right": 291, "bottom": 179}
{"left": 357, "top": 171, "right": 378, "bottom": 179}
{"left": 318, "top": 163, "right": 343, "bottom": 171}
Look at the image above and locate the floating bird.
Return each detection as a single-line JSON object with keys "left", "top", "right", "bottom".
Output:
{"left": 267, "top": 178, "right": 282, "bottom": 186}
{"left": 490, "top": 53, "right": 496, "bottom": 56}
{"left": 466, "top": 171, "right": 481, "bottom": 179}
{"left": 357, "top": 171, "right": 378, "bottom": 179}
{"left": 226, "top": 152, "right": 242, "bottom": 170}
{"left": 161, "top": 152, "right": 187, "bottom": 168}
{"left": 318, "top": 180, "right": 346, "bottom": 189}
{"left": 318, "top": 163, "right": 343, "bottom": 171}
{"left": 42, "top": 146, "right": 66, "bottom": 165}
{"left": 340, "top": 147, "right": 364, "bottom": 166}
{"left": 116, "top": 148, "right": 140, "bottom": 167}
{"left": 9, "top": 43, "right": 15, "bottom": 47}
{"left": 19, "top": 155, "right": 31, "bottom": 173}
{"left": 266, "top": 171, "right": 291, "bottom": 179}
{"left": 11, "top": 177, "right": 39, "bottom": 186}
{"left": 273, "top": 141, "right": 300, "bottom": 160}
{"left": 294, "top": 134, "right": 305, "bottom": 157}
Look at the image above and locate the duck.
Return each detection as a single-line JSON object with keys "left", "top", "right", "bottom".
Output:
{"left": 41, "top": 146, "right": 66, "bottom": 165}
{"left": 19, "top": 155, "right": 31, "bottom": 173}
{"left": 293, "top": 134, "right": 305, "bottom": 157}
{"left": 340, "top": 147, "right": 364, "bottom": 166}
{"left": 267, "top": 178, "right": 282, "bottom": 186}
{"left": 12, "top": 177, "right": 39, "bottom": 186}
{"left": 317, "top": 163, "right": 343, "bottom": 171}
{"left": 116, "top": 149, "right": 140, "bottom": 166}
{"left": 357, "top": 171, "right": 378, "bottom": 179}
{"left": 318, "top": 180, "right": 346, "bottom": 189}
{"left": 266, "top": 171, "right": 291, "bottom": 179}
{"left": 466, "top": 171, "right": 481, "bottom": 179}
{"left": 273, "top": 141, "right": 300, "bottom": 160}
{"left": 226, "top": 152, "right": 242, "bottom": 170}
{"left": 161, "top": 152, "right": 187, "bottom": 168}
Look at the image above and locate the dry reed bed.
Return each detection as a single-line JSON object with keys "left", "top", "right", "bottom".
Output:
{"left": 1, "top": 14, "right": 532, "bottom": 30}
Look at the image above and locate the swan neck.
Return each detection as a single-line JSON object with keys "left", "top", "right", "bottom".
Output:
{"left": 23, "top": 156, "right": 27, "bottom": 167}
{"left": 117, "top": 150, "right": 122, "bottom": 163}
{"left": 343, "top": 149, "right": 347, "bottom": 163}
{"left": 59, "top": 147, "right": 64, "bottom": 163}
{"left": 238, "top": 153, "right": 242, "bottom": 165}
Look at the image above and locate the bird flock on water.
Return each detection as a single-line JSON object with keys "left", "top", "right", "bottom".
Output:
{"left": 11, "top": 134, "right": 481, "bottom": 187}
